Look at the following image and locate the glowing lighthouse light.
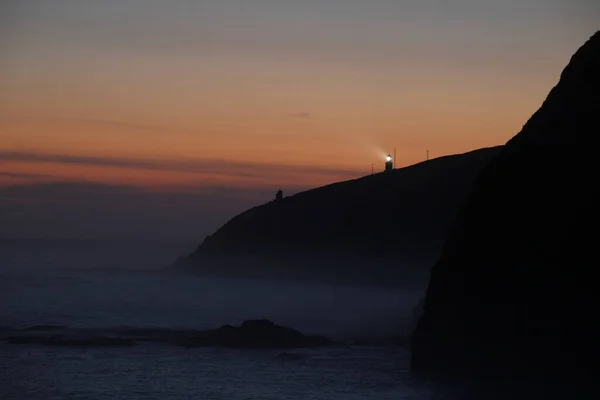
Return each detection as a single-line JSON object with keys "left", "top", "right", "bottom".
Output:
{"left": 384, "top": 154, "right": 393, "bottom": 172}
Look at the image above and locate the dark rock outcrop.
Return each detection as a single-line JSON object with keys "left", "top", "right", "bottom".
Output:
{"left": 277, "top": 352, "right": 306, "bottom": 360}
{"left": 176, "top": 319, "right": 332, "bottom": 349}
{"left": 172, "top": 147, "right": 501, "bottom": 285}
{"left": 411, "top": 31, "right": 599, "bottom": 385}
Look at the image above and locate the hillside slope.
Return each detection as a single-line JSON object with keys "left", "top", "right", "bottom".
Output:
{"left": 411, "top": 31, "right": 599, "bottom": 385}
{"left": 172, "top": 147, "right": 502, "bottom": 285}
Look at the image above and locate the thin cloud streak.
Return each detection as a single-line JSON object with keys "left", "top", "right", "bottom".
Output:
{"left": 0, "top": 171, "right": 52, "bottom": 179}
{"left": 0, "top": 151, "right": 361, "bottom": 180}
{"left": 0, "top": 115, "right": 165, "bottom": 132}
{"left": 290, "top": 112, "right": 311, "bottom": 119}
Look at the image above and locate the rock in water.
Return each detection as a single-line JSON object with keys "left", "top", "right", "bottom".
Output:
{"left": 277, "top": 352, "right": 306, "bottom": 360}
{"left": 411, "top": 30, "right": 599, "bottom": 386}
{"left": 177, "top": 319, "right": 332, "bottom": 349}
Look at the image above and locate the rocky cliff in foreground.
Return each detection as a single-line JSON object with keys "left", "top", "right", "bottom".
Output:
{"left": 172, "top": 147, "right": 501, "bottom": 285}
{"left": 411, "top": 31, "right": 599, "bottom": 385}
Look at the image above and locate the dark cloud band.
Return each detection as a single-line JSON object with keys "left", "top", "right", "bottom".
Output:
{"left": 0, "top": 151, "right": 359, "bottom": 180}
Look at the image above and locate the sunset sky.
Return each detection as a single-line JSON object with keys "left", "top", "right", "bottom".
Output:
{"left": 1, "top": 0, "right": 598, "bottom": 240}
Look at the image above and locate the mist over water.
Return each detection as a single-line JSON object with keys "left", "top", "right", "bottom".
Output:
{"left": 0, "top": 238, "right": 424, "bottom": 339}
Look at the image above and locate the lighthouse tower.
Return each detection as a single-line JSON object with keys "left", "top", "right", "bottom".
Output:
{"left": 384, "top": 154, "right": 393, "bottom": 172}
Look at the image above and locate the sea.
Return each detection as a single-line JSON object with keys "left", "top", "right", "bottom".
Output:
{"left": 0, "top": 238, "right": 549, "bottom": 399}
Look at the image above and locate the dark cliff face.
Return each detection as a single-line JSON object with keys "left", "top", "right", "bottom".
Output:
{"left": 411, "top": 31, "right": 599, "bottom": 383}
{"left": 172, "top": 147, "right": 502, "bottom": 285}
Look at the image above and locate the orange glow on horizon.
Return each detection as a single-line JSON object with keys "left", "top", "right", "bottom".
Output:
{"left": 2, "top": 4, "right": 593, "bottom": 193}
{"left": 0, "top": 96, "right": 530, "bottom": 193}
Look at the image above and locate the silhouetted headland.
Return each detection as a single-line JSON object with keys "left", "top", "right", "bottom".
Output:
{"left": 171, "top": 146, "right": 501, "bottom": 286}
{"left": 411, "top": 30, "right": 599, "bottom": 390}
